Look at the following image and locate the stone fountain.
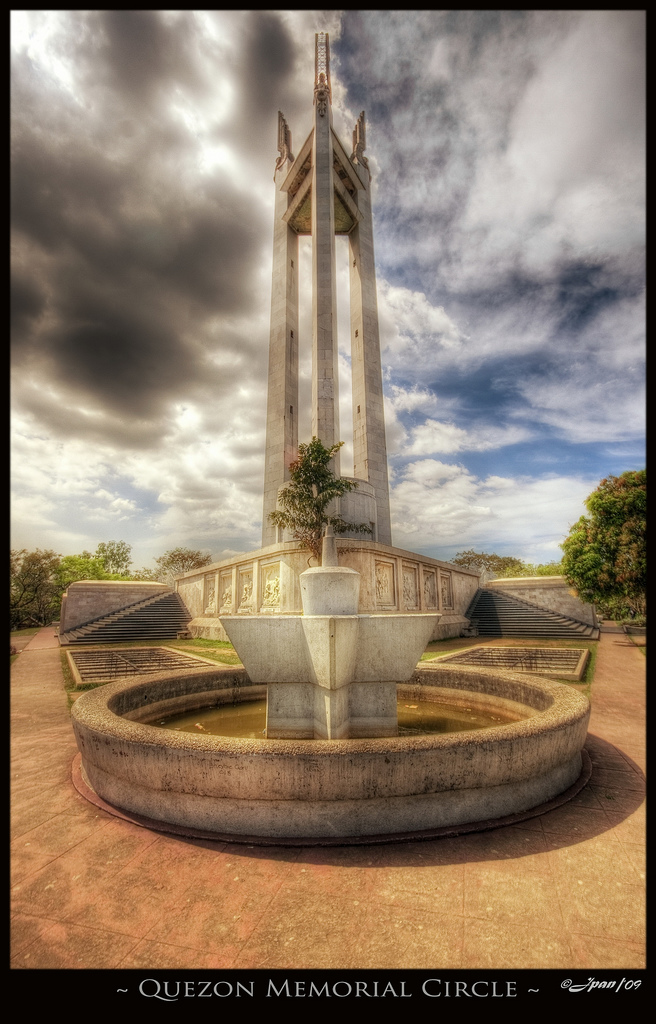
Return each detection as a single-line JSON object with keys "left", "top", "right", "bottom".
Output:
{"left": 71, "top": 529, "right": 590, "bottom": 842}
{"left": 221, "top": 527, "right": 437, "bottom": 740}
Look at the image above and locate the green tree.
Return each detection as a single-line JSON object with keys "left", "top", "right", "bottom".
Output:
{"left": 95, "top": 540, "right": 132, "bottom": 575}
{"left": 496, "top": 560, "right": 564, "bottom": 578}
{"left": 452, "top": 550, "right": 525, "bottom": 575}
{"left": 10, "top": 546, "right": 138, "bottom": 629}
{"left": 267, "top": 437, "right": 372, "bottom": 564}
{"left": 130, "top": 566, "right": 161, "bottom": 582}
{"left": 561, "top": 470, "right": 646, "bottom": 618}
{"left": 54, "top": 554, "right": 130, "bottom": 591}
{"left": 154, "top": 547, "right": 213, "bottom": 584}
{"left": 10, "top": 549, "right": 62, "bottom": 629}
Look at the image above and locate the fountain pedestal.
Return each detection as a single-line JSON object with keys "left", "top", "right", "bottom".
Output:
{"left": 221, "top": 528, "right": 440, "bottom": 739}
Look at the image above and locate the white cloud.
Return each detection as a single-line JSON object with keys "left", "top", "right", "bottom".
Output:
{"left": 10, "top": 402, "right": 265, "bottom": 563}
{"left": 387, "top": 384, "right": 440, "bottom": 416}
{"left": 381, "top": 281, "right": 465, "bottom": 351}
{"left": 390, "top": 459, "right": 596, "bottom": 562}
{"left": 513, "top": 375, "right": 645, "bottom": 445}
{"left": 511, "top": 289, "right": 645, "bottom": 443}
{"left": 454, "top": 11, "right": 645, "bottom": 289}
{"left": 378, "top": 281, "right": 469, "bottom": 381}
{"left": 405, "top": 419, "right": 532, "bottom": 456}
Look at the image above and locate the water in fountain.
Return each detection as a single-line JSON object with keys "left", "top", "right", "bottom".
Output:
{"left": 154, "top": 695, "right": 522, "bottom": 738}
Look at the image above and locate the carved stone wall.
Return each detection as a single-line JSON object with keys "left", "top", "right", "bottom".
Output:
{"left": 175, "top": 539, "right": 481, "bottom": 641}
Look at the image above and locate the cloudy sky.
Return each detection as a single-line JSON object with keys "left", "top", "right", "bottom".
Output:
{"left": 11, "top": 10, "right": 645, "bottom": 571}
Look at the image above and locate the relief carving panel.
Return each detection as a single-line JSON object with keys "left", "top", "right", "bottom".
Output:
{"left": 402, "top": 566, "right": 418, "bottom": 609}
{"left": 423, "top": 570, "right": 438, "bottom": 609}
{"left": 219, "top": 573, "right": 233, "bottom": 613}
{"left": 375, "top": 561, "right": 395, "bottom": 607}
{"left": 238, "top": 569, "right": 254, "bottom": 613}
{"left": 440, "top": 572, "right": 453, "bottom": 609}
{"left": 204, "top": 576, "right": 216, "bottom": 615}
{"left": 261, "top": 563, "right": 281, "bottom": 609}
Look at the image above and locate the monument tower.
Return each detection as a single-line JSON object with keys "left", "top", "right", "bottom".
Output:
{"left": 63, "top": 33, "right": 482, "bottom": 646}
{"left": 262, "top": 32, "right": 392, "bottom": 547}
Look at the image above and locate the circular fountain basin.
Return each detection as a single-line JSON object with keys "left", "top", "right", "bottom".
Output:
{"left": 71, "top": 662, "right": 590, "bottom": 841}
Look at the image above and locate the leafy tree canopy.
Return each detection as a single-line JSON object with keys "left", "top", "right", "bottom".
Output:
{"left": 130, "top": 566, "right": 161, "bottom": 582}
{"left": 452, "top": 550, "right": 526, "bottom": 575}
{"left": 9, "top": 541, "right": 213, "bottom": 629}
{"left": 268, "top": 438, "right": 372, "bottom": 563}
{"left": 452, "top": 550, "right": 564, "bottom": 578}
{"left": 10, "top": 548, "right": 62, "bottom": 630}
{"left": 497, "top": 560, "right": 564, "bottom": 578}
{"left": 154, "top": 547, "right": 213, "bottom": 583}
{"left": 95, "top": 540, "right": 132, "bottom": 575}
{"left": 54, "top": 553, "right": 130, "bottom": 591}
{"left": 561, "top": 470, "right": 646, "bottom": 617}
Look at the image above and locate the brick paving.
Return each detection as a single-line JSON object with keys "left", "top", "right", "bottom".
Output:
{"left": 11, "top": 625, "right": 645, "bottom": 973}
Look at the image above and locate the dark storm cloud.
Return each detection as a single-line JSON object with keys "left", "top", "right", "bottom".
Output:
{"left": 11, "top": 144, "right": 260, "bottom": 420}
{"left": 11, "top": 125, "right": 261, "bottom": 312}
{"left": 11, "top": 128, "right": 128, "bottom": 255}
{"left": 98, "top": 9, "right": 205, "bottom": 104}
{"left": 45, "top": 297, "right": 194, "bottom": 415}
{"left": 214, "top": 10, "right": 301, "bottom": 164}
{"left": 10, "top": 9, "right": 279, "bottom": 438}
{"left": 10, "top": 270, "right": 46, "bottom": 341}
{"left": 243, "top": 10, "right": 295, "bottom": 98}
{"left": 167, "top": 189, "right": 264, "bottom": 310}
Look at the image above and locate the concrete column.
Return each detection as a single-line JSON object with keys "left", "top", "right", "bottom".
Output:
{"left": 311, "top": 90, "right": 340, "bottom": 473}
{"left": 252, "top": 559, "right": 260, "bottom": 612}
{"left": 230, "top": 566, "right": 237, "bottom": 614}
{"left": 262, "top": 160, "right": 299, "bottom": 547}
{"left": 349, "top": 167, "right": 391, "bottom": 544}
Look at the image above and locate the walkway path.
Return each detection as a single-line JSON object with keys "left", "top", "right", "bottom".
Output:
{"left": 11, "top": 627, "right": 645, "bottom": 972}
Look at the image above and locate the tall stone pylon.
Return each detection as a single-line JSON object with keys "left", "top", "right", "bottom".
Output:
{"left": 262, "top": 32, "right": 391, "bottom": 547}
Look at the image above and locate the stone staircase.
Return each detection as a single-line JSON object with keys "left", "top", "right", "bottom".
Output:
{"left": 464, "top": 588, "right": 600, "bottom": 640}
{"left": 66, "top": 647, "right": 207, "bottom": 683}
{"left": 59, "top": 591, "right": 191, "bottom": 645}
{"left": 435, "top": 646, "right": 588, "bottom": 679}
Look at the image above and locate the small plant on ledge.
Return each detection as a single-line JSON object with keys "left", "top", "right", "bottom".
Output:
{"left": 268, "top": 437, "right": 372, "bottom": 564}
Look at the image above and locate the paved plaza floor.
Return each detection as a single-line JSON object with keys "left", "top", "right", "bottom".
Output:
{"left": 11, "top": 625, "right": 645, "bottom": 982}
